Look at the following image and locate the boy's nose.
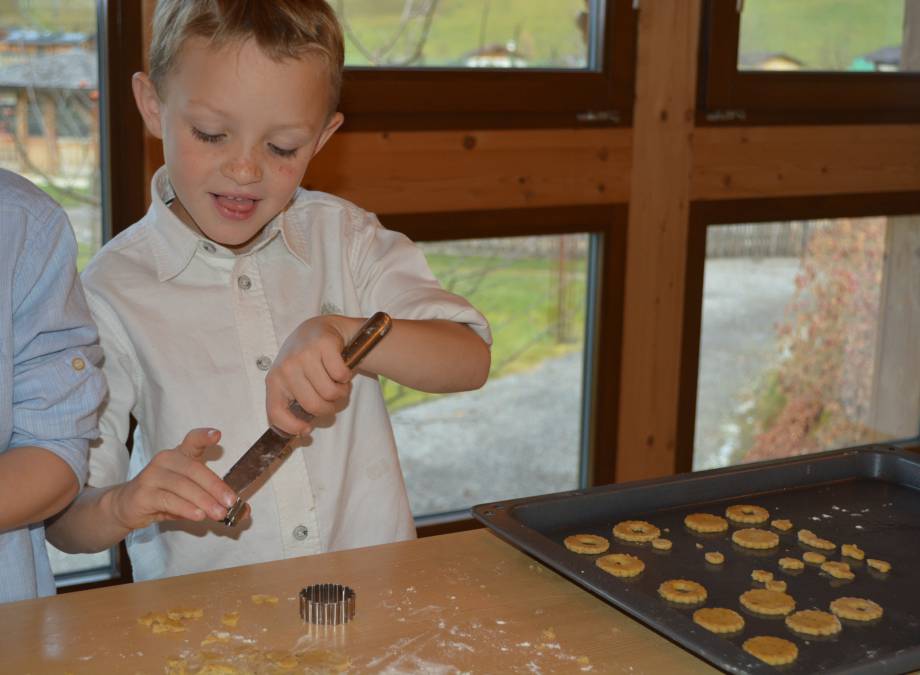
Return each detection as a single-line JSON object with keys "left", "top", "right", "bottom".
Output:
{"left": 221, "top": 156, "right": 262, "bottom": 184}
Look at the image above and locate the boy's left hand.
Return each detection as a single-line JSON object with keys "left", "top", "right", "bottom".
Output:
{"left": 266, "top": 315, "right": 355, "bottom": 436}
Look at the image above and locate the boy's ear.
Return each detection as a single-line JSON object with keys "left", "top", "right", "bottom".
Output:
{"left": 132, "top": 72, "right": 164, "bottom": 139}
{"left": 310, "top": 112, "right": 344, "bottom": 159}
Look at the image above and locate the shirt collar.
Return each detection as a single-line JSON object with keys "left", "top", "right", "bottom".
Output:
{"left": 147, "top": 167, "right": 309, "bottom": 281}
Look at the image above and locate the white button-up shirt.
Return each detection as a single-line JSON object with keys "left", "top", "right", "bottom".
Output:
{"left": 83, "top": 168, "right": 491, "bottom": 581}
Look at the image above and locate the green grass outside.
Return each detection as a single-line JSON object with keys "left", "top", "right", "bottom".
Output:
{"left": 740, "top": 0, "right": 904, "bottom": 70}
{"left": 338, "top": 0, "right": 587, "bottom": 67}
{"left": 382, "top": 251, "right": 588, "bottom": 412}
{"left": 0, "top": 0, "right": 96, "bottom": 33}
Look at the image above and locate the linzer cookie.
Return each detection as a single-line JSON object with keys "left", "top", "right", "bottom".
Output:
{"left": 830, "top": 597, "right": 883, "bottom": 622}
{"left": 658, "top": 579, "right": 707, "bottom": 604}
{"left": 612, "top": 520, "right": 660, "bottom": 543}
{"left": 725, "top": 504, "right": 769, "bottom": 524}
{"left": 563, "top": 534, "right": 610, "bottom": 555}
{"left": 596, "top": 553, "right": 645, "bottom": 578}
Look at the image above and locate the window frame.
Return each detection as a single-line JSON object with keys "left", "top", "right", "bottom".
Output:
{"left": 381, "top": 205, "right": 626, "bottom": 535}
{"left": 55, "top": 0, "right": 146, "bottom": 593}
{"left": 679, "top": 192, "right": 920, "bottom": 474}
{"left": 339, "top": 0, "right": 637, "bottom": 131}
{"left": 698, "top": 0, "right": 920, "bottom": 125}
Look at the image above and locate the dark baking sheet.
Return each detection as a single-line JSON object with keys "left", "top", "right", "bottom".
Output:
{"left": 472, "top": 445, "right": 920, "bottom": 675}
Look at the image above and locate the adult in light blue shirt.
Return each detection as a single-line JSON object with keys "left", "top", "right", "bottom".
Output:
{"left": 0, "top": 169, "right": 106, "bottom": 604}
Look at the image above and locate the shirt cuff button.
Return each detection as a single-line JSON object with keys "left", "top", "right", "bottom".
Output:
{"left": 71, "top": 357, "right": 86, "bottom": 371}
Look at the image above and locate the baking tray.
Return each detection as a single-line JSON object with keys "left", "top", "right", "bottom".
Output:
{"left": 472, "top": 445, "right": 920, "bottom": 674}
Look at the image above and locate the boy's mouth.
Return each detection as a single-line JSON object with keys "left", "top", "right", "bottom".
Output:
{"left": 211, "top": 192, "right": 260, "bottom": 220}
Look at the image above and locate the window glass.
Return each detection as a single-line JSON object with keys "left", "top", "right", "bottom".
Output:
{"left": 335, "top": 0, "right": 595, "bottom": 69}
{"left": 387, "top": 235, "right": 591, "bottom": 517}
{"left": 0, "top": 1, "right": 110, "bottom": 582}
{"left": 694, "top": 217, "right": 920, "bottom": 471}
{"left": 739, "top": 1, "right": 918, "bottom": 73}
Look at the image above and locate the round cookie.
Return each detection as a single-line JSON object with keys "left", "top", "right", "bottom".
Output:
{"left": 743, "top": 636, "right": 798, "bottom": 666}
{"left": 652, "top": 537, "right": 672, "bottom": 551}
{"left": 613, "top": 520, "right": 660, "bottom": 543}
{"left": 821, "top": 561, "right": 855, "bottom": 580}
{"left": 596, "top": 553, "right": 645, "bottom": 578}
{"left": 841, "top": 543, "right": 865, "bottom": 561}
{"left": 732, "top": 528, "right": 779, "bottom": 550}
{"left": 684, "top": 513, "right": 729, "bottom": 533}
{"left": 779, "top": 556, "right": 805, "bottom": 571}
{"left": 803, "top": 551, "right": 826, "bottom": 565}
{"left": 751, "top": 569, "right": 773, "bottom": 583}
{"left": 659, "top": 579, "right": 707, "bottom": 604}
{"left": 771, "top": 518, "right": 793, "bottom": 532}
{"left": 564, "top": 534, "right": 610, "bottom": 555}
{"left": 765, "top": 579, "right": 787, "bottom": 592}
{"left": 785, "top": 609, "right": 842, "bottom": 636}
{"left": 867, "top": 558, "right": 891, "bottom": 573}
{"left": 704, "top": 551, "right": 724, "bottom": 565}
{"left": 739, "top": 589, "right": 796, "bottom": 616}
{"left": 830, "top": 597, "right": 883, "bottom": 622}
{"left": 693, "top": 607, "right": 744, "bottom": 634}
{"left": 725, "top": 504, "right": 769, "bottom": 524}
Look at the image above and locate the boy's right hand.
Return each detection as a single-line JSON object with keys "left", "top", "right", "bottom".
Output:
{"left": 107, "top": 428, "right": 237, "bottom": 530}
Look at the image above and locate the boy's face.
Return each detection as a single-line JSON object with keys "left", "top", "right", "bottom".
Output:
{"left": 133, "top": 37, "right": 343, "bottom": 249}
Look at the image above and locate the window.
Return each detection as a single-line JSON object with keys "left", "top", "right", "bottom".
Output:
{"left": 689, "top": 198, "right": 920, "bottom": 471}
{"left": 0, "top": 3, "right": 102, "bottom": 269}
{"left": 339, "top": 0, "right": 592, "bottom": 69}
{"left": 383, "top": 207, "right": 625, "bottom": 524}
{"left": 699, "top": 0, "right": 920, "bottom": 123}
{"left": 0, "top": 0, "right": 145, "bottom": 589}
{"left": 0, "top": 0, "right": 109, "bottom": 585}
{"left": 338, "top": 0, "right": 637, "bottom": 129}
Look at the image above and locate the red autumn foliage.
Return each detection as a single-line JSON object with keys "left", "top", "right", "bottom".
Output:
{"left": 744, "top": 218, "right": 886, "bottom": 462}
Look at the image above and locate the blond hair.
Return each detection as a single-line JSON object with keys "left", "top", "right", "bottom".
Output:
{"left": 149, "top": 0, "right": 344, "bottom": 113}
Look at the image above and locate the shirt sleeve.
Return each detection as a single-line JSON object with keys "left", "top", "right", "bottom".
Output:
{"left": 348, "top": 211, "right": 493, "bottom": 346}
{"left": 82, "top": 292, "right": 138, "bottom": 488}
{"left": 9, "top": 204, "right": 107, "bottom": 487}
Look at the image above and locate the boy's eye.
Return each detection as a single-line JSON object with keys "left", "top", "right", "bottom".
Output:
{"left": 268, "top": 143, "right": 298, "bottom": 158}
{"left": 191, "top": 127, "right": 225, "bottom": 143}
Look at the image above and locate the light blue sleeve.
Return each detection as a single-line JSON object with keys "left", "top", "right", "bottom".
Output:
{"left": 8, "top": 200, "right": 107, "bottom": 486}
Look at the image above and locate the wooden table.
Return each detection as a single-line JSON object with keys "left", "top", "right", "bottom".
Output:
{"left": 0, "top": 530, "right": 717, "bottom": 673}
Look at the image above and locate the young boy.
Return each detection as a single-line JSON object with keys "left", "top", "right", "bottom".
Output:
{"left": 0, "top": 169, "right": 106, "bottom": 603}
{"left": 46, "top": 0, "right": 491, "bottom": 581}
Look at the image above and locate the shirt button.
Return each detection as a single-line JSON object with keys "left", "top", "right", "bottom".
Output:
{"left": 237, "top": 275, "right": 252, "bottom": 290}
{"left": 256, "top": 356, "right": 272, "bottom": 371}
{"left": 292, "top": 525, "right": 309, "bottom": 540}
{"left": 201, "top": 241, "right": 216, "bottom": 253}
{"left": 71, "top": 357, "right": 85, "bottom": 371}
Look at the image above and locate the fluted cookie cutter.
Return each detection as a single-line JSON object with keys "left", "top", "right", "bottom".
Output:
{"left": 299, "top": 583, "right": 356, "bottom": 625}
